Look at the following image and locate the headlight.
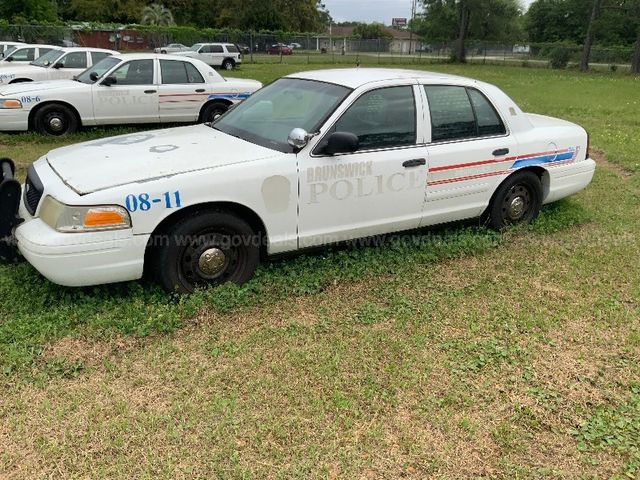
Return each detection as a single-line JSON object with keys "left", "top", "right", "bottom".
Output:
{"left": 0, "top": 99, "right": 22, "bottom": 109}
{"left": 39, "top": 196, "right": 131, "bottom": 233}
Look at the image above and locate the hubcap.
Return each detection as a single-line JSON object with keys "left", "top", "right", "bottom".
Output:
{"left": 508, "top": 197, "right": 525, "bottom": 219}
{"left": 502, "top": 184, "right": 532, "bottom": 223}
{"left": 48, "top": 117, "right": 64, "bottom": 131}
{"left": 198, "top": 247, "right": 226, "bottom": 276}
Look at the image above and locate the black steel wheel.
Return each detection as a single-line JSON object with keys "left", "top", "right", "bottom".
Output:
{"left": 200, "top": 101, "right": 229, "bottom": 123}
{"left": 33, "top": 103, "right": 79, "bottom": 136}
{"left": 153, "top": 210, "right": 260, "bottom": 293}
{"left": 486, "top": 171, "right": 543, "bottom": 229}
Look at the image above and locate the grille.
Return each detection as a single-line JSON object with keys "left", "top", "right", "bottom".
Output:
{"left": 24, "top": 166, "right": 44, "bottom": 216}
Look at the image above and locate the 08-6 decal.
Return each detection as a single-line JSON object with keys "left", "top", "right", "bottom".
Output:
{"left": 125, "top": 191, "right": 182, "bottom": 212}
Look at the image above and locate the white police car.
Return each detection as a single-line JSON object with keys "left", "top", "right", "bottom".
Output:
{"left": 0, "top": 69, "right": 595, "bottom": 293}
{"left": 0, "top": 53, "right": 261, "bottom": 135}
{"left": 0, "top": 47, "right": 117, "bottom": 86}
{"left": 0, "top": 44, "right": 58, "bottom": 67}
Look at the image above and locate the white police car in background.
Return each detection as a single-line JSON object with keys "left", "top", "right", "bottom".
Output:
{"left": 175, "top": 43, "right": 242, "bottom": 70}
{"left": 0, "top": 44, "right": 58, "bottom": 66}
{"left": 0, "top": 69, "right": 596, "bottom": 293}
{"left": 0, "top": 41, "right": 24, "bottom": 57}
{"left": 0, "top": 47, "right": 117, "bottom": 85}
{"left": 0, "top": 53, "right": 261, "bottom": 135}
{"left": 154, "top": 43, "right": 190, "bottom": 54}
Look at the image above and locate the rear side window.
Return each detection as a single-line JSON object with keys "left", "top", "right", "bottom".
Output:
{"left": 160, "top": 60, "right": 204, "bottom": 84}
{"left": 91, "top": 51, "right": 112, "bottom": 64}
{"left": 210, "top": 45, "right": 224, "bottom": 53}
{"left": 424, "top": 86, "right": 506, "bottom": 142}
{"left": 226, "top": 45, "right": 239, "bottom": 53}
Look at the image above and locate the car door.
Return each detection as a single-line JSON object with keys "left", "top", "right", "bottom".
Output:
{"left": 47, "top": 51, "right": 89, "bottom": 80}
{"left": 297, "top": 83, "right": 429, "bottom": 248}
{"left": 91, "top": 58, "right": 159, "bottom": 124}
{"left": 158, "top": 59, "right": 209, "bottom": 122}
{"left": 420, "top": 84, "right": 519, "bottom": 226}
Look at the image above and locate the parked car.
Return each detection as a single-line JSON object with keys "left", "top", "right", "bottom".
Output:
{"left": 175, "top": 43, "right": 242, "bottom": 70}
{"left": 0, "top": 44, "right": 58, "bottom": 67}
{"left": 0, "top": 68, "right": 595, "bottom": 292}
{"left": 0, "top": 41, "right": 24, "bottom": 57}
{"left": 236, "top": 44, "right": 251, "bottom": 55}
{"left": 154, "top": 43, "right": 189, "bottom": 54}
{"left": 288, "top": 42, "right": 302, "bottom": 49}
{"left": 268, "top": 43, "right": 293, "bottom": 55}
{"left": 0, "top": 53, "right": 261, "bottom": 135}
{"left": 0, "top": 47, "right": 117, "bottom": 86}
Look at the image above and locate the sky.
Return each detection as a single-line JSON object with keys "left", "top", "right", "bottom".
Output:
{"left": 323, "top": 0, "right": 534, "bottom": 24}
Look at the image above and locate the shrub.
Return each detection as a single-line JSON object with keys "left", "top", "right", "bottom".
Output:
{"left": 549, "top": 47, "right": 571, "bottom": 69}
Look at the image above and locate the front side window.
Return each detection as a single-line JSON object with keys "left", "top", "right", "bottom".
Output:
{"left": 110, "top": 59, "right": 154, "bottom": 85}
{"left": 160, "top": 60, "right": 204, "bottom": 84}
{"left": 58, "top": 51, "right": 87, "bottom": 69}
{"left": 424, "top": 85, "right": 506, "bottom": 142}
{"left": 7, "top": 48, "right": 36, "bottom": 61}
{"left": 330, "top": 86, "right": 417, "bottom": 151}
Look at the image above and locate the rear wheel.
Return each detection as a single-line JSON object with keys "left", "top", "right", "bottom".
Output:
{"left": 33, "top": 103, "right": 79, "bottom": 136}
{"left": 200, "top": 101, "right": 229, "bottom": 123}
{"left": 486, "top": 171, "right": 543, "bottom": 229}
{"left": 222, "top": 59, "right": 235, "bottom": 70}
{"left": 160, "top": 49, "right": 167, "bottom": 54}
{"left": 153, "top": 210, "right": 260, "bottom": 294}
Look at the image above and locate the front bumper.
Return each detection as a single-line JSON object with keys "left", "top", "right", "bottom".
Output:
{"left": 0, "top": 108, "right": 29, "bottom": 131}
{"left": 15, "top": 214, "right": 149, "bottom": 287}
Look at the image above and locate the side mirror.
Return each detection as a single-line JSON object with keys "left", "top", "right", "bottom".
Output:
{"left": 288, "top": 128, "right": 311, "bottom": 150}
{"left": 89, "top": 72, "right": 99, "bottom": 82}
{"left": 5, "top": 56, "right": 13, "bottom": 62}
{"left": 322, "top": 132, "right": 359, "bottom": 156}
{"left": 52, "top": 62, "right": 63, "bottom": 69}
{"left": 101, "top": 76, "right": 117, "bottom": 86}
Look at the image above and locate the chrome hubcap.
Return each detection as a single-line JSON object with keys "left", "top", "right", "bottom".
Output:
{"left": 508, "top": 197, "right": 525, "bottom": 219}
{"left": 49, "top": 117, "right": 63, "bottom": 131}
{"left": 198, "top": 248, "right": 226, "bottom": 276}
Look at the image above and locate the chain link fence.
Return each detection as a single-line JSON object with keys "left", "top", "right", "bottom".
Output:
{"left": 0, "top": 25, "right": 634, "bottom": 71}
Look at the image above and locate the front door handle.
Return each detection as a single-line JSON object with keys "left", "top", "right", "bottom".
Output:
{"left": 493, "top": 148, "right": 510, "bottom": 156}
{"left": 144, "top": 89, "right": 157, "bottom": 94}
{"left": 402, "top": 158, "right": 427, "bottom": 168}
{"left": 195, "top": 88, "right": 205, "bottom": 93}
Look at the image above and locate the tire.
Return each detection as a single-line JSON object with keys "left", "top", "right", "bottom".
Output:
{"left": 9, "top": 78, "right": 32, "bottom": 84}
{"left": 222, "top": 59, "right": 235, "bottom": 70}
{"left": 153, "top": 210, "right": 260, "bottom": 294}
{"left": 486, "top": 171, "right": 543, "bottom": 230}
{"left": 200, "top": 101, "right": 229, "bottom": 123}
{"left": 33, "top": 103, "right": 79, "bottom": 136}
{"left": 161, "top": 49, "right": 167, "bottom": 54}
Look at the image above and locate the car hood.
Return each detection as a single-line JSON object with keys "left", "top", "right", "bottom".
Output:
{"left": 0, "top": 79, "right": 85, "bottom": 95}
{"left": 46, "top": 124, "right": 282, "bottom": 195}
{"left": 0, "top": 65, "right": 39, "bottom": 84}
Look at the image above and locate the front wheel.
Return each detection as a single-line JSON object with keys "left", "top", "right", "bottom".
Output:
{"left": 33, "top": 103, "right": 79, "bottom": 136}
{"left": 485, "top": 171, "right": 543, "bottom": 230}
{"left": 153, "top": 211, "right": 260, "bottom": 294}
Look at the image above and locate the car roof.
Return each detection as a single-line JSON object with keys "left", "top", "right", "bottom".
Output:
{"left": 109, "top": 53, "right": 199, "bottom": 62}
{"left": 287, "top": 68, "right": 476, "bottom": 89}
{"left": 194, "top": 42, "right": 234, "bottom": 46}
{"left": 55, "top": 46, "right": 118, "bottom": 53}
{"left": 13, "top": 44, "right": 58, "bottom": 49}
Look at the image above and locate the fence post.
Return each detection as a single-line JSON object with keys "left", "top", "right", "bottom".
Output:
{"left": 250, "top": 31, "right": 253, "bottom": 64}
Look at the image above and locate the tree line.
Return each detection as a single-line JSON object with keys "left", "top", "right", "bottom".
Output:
{"left": 0, "top": 0, "right": 330, "bottom": 32}
{"left": 412, "top": 0, "right": 640, "bottom": 72}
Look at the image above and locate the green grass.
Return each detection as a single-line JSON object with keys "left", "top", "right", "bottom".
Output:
{"left": 0, "top": 63, "right": 639, "bottom": 478}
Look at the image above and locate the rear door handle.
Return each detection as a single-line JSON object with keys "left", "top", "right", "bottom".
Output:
{"left": 402, "top": 158, "right": 427, "bottom": 168}
{"left": 195, "top": 88, "right": 205, "bottom": 93}
{"left": 144, "top": 89, "right": 157, "bottom": 94}
{"left": 493, "top": 148, "right": 510, "bottom": 156}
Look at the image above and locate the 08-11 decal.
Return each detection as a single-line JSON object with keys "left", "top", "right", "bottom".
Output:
{"left": 125, "top": 191, "right": 182, "bottom": 212}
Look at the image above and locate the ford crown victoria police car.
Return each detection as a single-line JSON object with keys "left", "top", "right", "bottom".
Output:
{"left": 0, "top": 69, "right": 596, "bottom": 293}
{"left": 0, "top": 47, "right": 117, "bottom": 85}
{"left": 0, "top": 53, "right": 261, "bottom": 135}
{"left": 0, "top": 44, "right": 57, "bottom": 66}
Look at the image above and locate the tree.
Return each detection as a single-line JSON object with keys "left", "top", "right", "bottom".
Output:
{"left": 0, "top": 0, "right": 57, "bottom": 22}
{"left": 580, "top": 0, "right": 604, "bottom": 71}
{"left": 353, "top": 23, "right": 393, "bottom": 40}
{"left": 414, "top": 0, "right": 522, "bottom": 62}
{"left": 141, "top": 3, "right": 175, "bottom": 26}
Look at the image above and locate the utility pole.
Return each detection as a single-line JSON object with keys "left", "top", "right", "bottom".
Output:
{"left": 408, "top": 0, "right": 417, "bottom": 55}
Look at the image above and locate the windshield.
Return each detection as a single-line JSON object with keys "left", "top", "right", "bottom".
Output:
{"left": 31, "top": 49, "right": 63, "bottom": 67}
{"left": 214, "top": 78, "right": 351, "bottom": 153}
{"left": 76, "top": 56, "right": 120, "bottom": 84}
{"left": 1, "top": 46, "right": 18, "bottom": 61}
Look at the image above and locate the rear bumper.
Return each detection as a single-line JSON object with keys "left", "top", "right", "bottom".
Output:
{"left": 544, "top": 158, "right": 596, "bottom": 204}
